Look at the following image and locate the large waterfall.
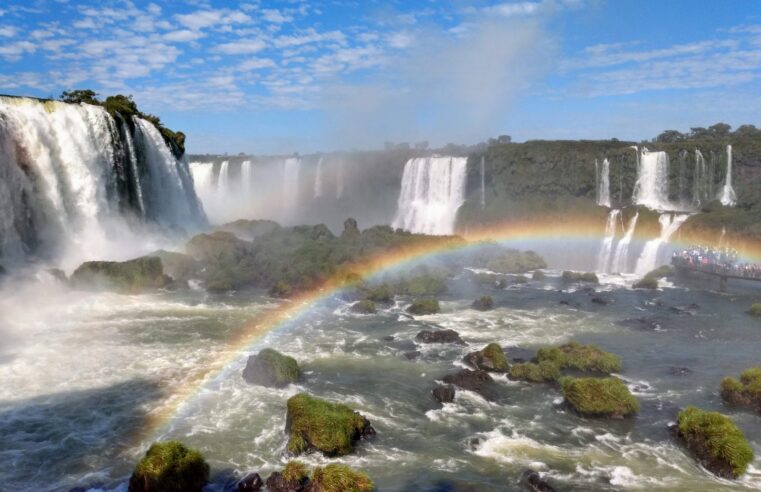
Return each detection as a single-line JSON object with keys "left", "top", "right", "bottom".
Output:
{"left": 392, "top": 156, "right": 468, "bottom": 235}
{"left": 634, "top": 213, "right": 689, "bottom": 275}
{"left": 597, "top": 158, "right": 611, "bottom": 207}
{"left": 693, "top": 149, "right": 709, "bottom": 206}
{"left": 282, "top": 157, "right": 301, "bottom": 217}
{"left": 0, "top": 97, "right": 204, "bottom": 268}
{"left": 611, "top": 212, "right": 638, "bottom": 273}
{"left": 314, "top": 157, "right": 324, "bottom": 198}
{"left": 596, "top": 209, "right": 620, "bottom": 272}
{"left": 718, "top": 144, "right": 737, "bottom": 207}
{"left": 633, "top": 149, "right": 671, "bottom": 210}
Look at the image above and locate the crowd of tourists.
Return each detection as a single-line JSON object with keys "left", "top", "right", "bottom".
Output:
{"left": 673, "top": 245, "right": 761, "bottom": 278}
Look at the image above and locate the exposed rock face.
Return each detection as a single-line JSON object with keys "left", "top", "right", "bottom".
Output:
{"left": 463, "top": 343, "right": 509, "bottom": 372}
{"left": 238, "top": 472, "right": 264, "bottom": 491}
{"left": 416, "top": 329, "right": 464, "bottom": 344}
{"left": 432, "top": 385, "right": 456, "bottom": 403}
{"left": 442, "top": 369, "right": 500, "bottom": 401}
{"left": 71, "top": 256, "right": 171, "bottom": 294}
{"left": 242, "top": 349, "right": 300, "bottom": 388}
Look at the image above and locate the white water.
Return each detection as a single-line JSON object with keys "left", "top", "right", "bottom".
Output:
{"left": 392, "top": 156, "right": 468, "bottom": 235}
{"left": 634, "top": 213, "right": 690, "bottom": 275}
{"left": 480, "top": 156, "right": 486, "bottom": 209}
{"left": 314, "top": 157, "right": 324, "bottom": 198}
{"left": 596, "top": 209, "right": 620, "bottom": 273}
{"left": 282, "top": 157, "right": 301, "bottom": 217}
{"left": 718, "top": 144, "right": 737, "bottom": 207}
{"left": 336, "top": 160, "right": 345, "bottom": 199}
{"left": 611, "top": 212, "right": 638, "bottom": 273}
{"left": 241, "top": 160, "right": 253, "bottom": 194}
{"left": 217, "top": 161, "right": 230, "bottom": 192}
{"left": 693, "top": 149, "right": 708, "bottom": 206}
{"left": 633, "top": 149, "right": 671, "bottom": 210}
{"left": 597, "top": 158, "right": 611, "bottom": 207}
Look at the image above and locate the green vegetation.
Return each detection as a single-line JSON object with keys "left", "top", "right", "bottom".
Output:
{"left": 282, "top": 460, "right": 309, "bottom": 483}
{"left": 532, "top": 270, "right": 546, "bottom": 280}
{"left": 471, "top": 295, "right": 494, "bottom": 311}
{"left": 509, "top": 361, "right": 561, "bottom": 383}
{"left": 560, "top": 377, "right": 639, "bottom": 418}
{"left": 310, "top": 464, "right": 375, "bottom": 492}
{"left": 351, "top": 300, "right": 377, "bottom": 314}
{"left": 406, "top": 298, "right": 440, "bottom": 315}
{"left": 643, "top": 265, "right": 674, "bottom": 279}
{"left": 397, "top": 274, "right": 448, "bottom": 297}
{"left": 128, "top": 441, "right": 209, "bottom": 492}
{"left": 537, "top": 341, "right": 621, "bottom": 374}
{"left": 242, "top": 348, "right": 300, "bottom": 387}
{"left": 285, "top": 393, "right": 373, "bottom": 456}
{"left": 633, "top": 277, "right": 659, "bottom": 289}
{"left": 486, "top": 249, "right": 547, "bottom": 274}
{"left": 465, "top": 343, "right": 509, "bottom": 372}
{"left": 720, "top": 367, "right": 761, "bottom": 412}
{"left": 676, "top": 406, "right": 754, "bottom": 478}
{"left": 71, "top": 256, "right": 170, "bottom": 293}
{"left": 561, "top": 271, "right": 599, "bottom": 284}
{"left": 748, "top": 303, "right": 761, "bottom": 316}
{"left": 269, "top": 280, "right": 293, "bottom": 298}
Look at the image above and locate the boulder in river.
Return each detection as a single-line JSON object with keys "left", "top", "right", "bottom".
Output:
{"left": 285, "top": 393, "right": 375, "bottom": 456}
{"left": 128, "top": 441, "right": 209, "bottom": 492}
{"left": 266, "top": 461, "right": 309, "bottom": 491}
{"left": 675, "top": 406, "right": 753, "bottom": 478}
{"left": 463, "top": 343, "right": 509, "bottom": 372}
{"left": 242, "top": 348, "right": 300, "bottom": 387}
{"left": 442, "top": 369, "right": 500, "bottom": 402}
{"left": 406, "top": 298, "right": 440, "bottom": 315}
{"left": 509, "top": 361, "right": 561, "bottom": 383}
{"left": 309, "top": 464, "right": 374, "bottom": 492}
{"left": 720, "top": 367, "right": 761, "bottom": 413}
{"left": 560, "top": 377, "right": 639, "bottom": 418}
{"left": 416, "top": 329, "right": 464, "bottom": 344}
{"left": 471, "top": 295, "right": 494, "bottom": 311}
{"left": 432, "top": 385, "right": 456, "bottom": 403}
{"left": 238, "top": 472, "right": 264, "bottom": 491}
{"left": 520, "top": 470, "right": 556, "bottom": 492}
{"left": 351, "top": 300, "right": 377, "bottom": 314}
{"left": 537, "top": 341, "right": 621, "bottom": 374}
{"left": 71, "top": 256, "right": 171, "bottom": 294}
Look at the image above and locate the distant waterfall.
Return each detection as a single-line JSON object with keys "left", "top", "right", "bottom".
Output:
{"left": 392, "top": 156, "right": 468, "bottom": 235}
{"left": 597, "top": 158, "right": 611, "bottom": 207}
{"left": 480, "top": 156, "right": 486, "bottom": 209}
{"left": 314, "top": 157, "right": 324, "bottom": 198}
{"left": 0, "top": 97, "right": 204, "bottom": 266}
{"left": 611, "top": 212, "right": 639, "bottom": 273}
{"left": 241, "top": 160, "right": 253, "bottom": 194}
{"left": 634, "top": 213, "right": 689, "bottom": 275}
{"left": 283, "top": 157, "right": 301, "bottom": 215}
{"left": 718, "top": 144, "right": 737, "bottom": 207}
{"left": 693, "top": 149, "right": 708, "bottom": 206}
{"left": 633, "top": 149, "right": 671, "bottom": 210}
{"left": 217, "top": 161, "right": 230, "bottom": 192}
{"left": 336, "top": 160, "right": 345, "bottom": 199}
{"left": 597, "top": 209, "right": 620, "bottom": 272}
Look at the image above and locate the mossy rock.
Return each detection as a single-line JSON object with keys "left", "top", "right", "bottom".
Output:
{"left": 285, "top": 393, "right": 375, "bottom": 456}
{"left": 464, "top": 343, "right": 509, "bottom": 372}
{"left": 471, "top": 295, "right": 494, "bottom": 311}
{"left": 748, "top": 303, "right": 761, "bottom": 316}
{"left": 509, "top": 361, "right": 561, "bottom": 383}
{"left": 644, "top": 265, "right": 674, "bottom": 279}
{"left": 357, "top": 283, "right": 393, "bottom": 303}
{"left": 633, "top": 277, "right": 659, "bottom": 289}
{"left": 270, "top": 280, "right": 293, "bottom": 298}
{"left": 399, "top": 275, "right": 448, "bottom": 297}
{"left": 537, "top": 341, "right": 621, "bottom": 374}
{"left": 561, "top": 377, "right": 639, "bottom": 418}
{"left": 406, "top": 298, "right": 440, "bottom": 315}
{"left": 128, "top": 441, "right": 209, "bottom": 492}
{"left": 720, "top": 367, "right": 761, "bottom": 412}
{"left": 71, "top": 256, "right": 170, "bottom": 293}
{"left": 310, "top": 464, "right": 374, "bottom": 492}
{"left": 561, "top": 271, "right": 599, "bottom": 284}
{"left": 283, "top": 460, "right": 309, "bottom": 483}
{"left": 242, "top": 348, "right": 300, "bottom": 387}
{"left": 486, "top": 249, "right": 547, "bottom": 274}
{"left": 676, "top": 406, "right": 754, "bottom": 478}
{"left": 351, "top": 300, "right": 377, "bottom": 314}
{"left": 532, "top": 270, "right": 546, "bottom": 280}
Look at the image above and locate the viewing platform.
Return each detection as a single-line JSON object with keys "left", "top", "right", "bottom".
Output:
{"left": 671, "top": 256, "right": 761, "bottom": 291}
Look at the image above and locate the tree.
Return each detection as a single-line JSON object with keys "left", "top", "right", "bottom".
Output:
{"left": 60, "top": 89, "right": 99, "bottom": 105}
{"left": 496, "top": 134, "right": 512, "bottom": 144}
{"left": 734, "top": 124, "right": 761, "bottom": 138}
{"left": 708, "top": 122, "right": 731, "bottom": 137}
{"left": 655, "top": 130, "right": 685, "bottom": 143}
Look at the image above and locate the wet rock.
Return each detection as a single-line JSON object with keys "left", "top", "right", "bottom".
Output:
{"left": 617, "top": 317, "right": 662, "bottom": 331}
{"left": 471, "top": 295, "right": 494, "bottom": 311}
{"left": 432, "top": 385, "right": 456, "bottom": 403}
{"left": 407, "top": 298, "right": 440, "bottom": 315}
{"left": 265, "top": 471, "right": 306, "bottom": 492}
{"left": 46, "top": 268, "right": 67, "bottom": 282}
{"left": 670, "top": 304, "right": 699, "bottom": 316}
{"left": 463, "top": 343, "right": 509, "bottom": 372}
{"left": 521, "top": 470, "right": 556, "bottom": 492}
{"left": 242, "top": 348, "right": 300, "bottom": 387}
{"left": 350, "top": 299, "right": 377, "bottom": 314}
{"left": 129, "top": 441, "right": 209, "bottom": 492}
{"left": 416, "top": 329, "right": 464, "bottom": 344}
{"left": 71, "top": 256, "right": 171, "bottom": 294}
{"left": 669, "top": 366, "right": 692, "bottom": 376}
{"left": 590, "top": 296, "right": 610, "bottom": 305}
{"left": 238, "top": 472, "right": 264, "bottom": 491}
{"left": 404, "top": 350, "right": 420, "bottom": 360}
{"left": 382, "top": 335, "right": 395, "bottom": 342}
{"left": 442, "top": 369, "right": 500, "bottom": 401}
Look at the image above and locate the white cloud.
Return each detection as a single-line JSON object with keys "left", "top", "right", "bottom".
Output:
{"left": 238, "top": 58, "right": 276, "bottom": 71}
{"left": 483, "top": 2, "right": 540, "bottom": 17}
{"left": 387, "top": 32, "right": 413, "bottom": 49}
{"left": 164, "top": 29, "right": 204, "bottom": 42}
{"left": 274, "top": 29, "right": 345, "bottom": 48}
{"left": 214, "top": 38, "right": 266, "bottom": 54}
{"left": 0, "top": 41, "right": 37, "bottom": 61}
{"left": 147, "top": 3, "right": 161, "bottom": 16}
{"left": 175, "top": 9, "right": 251, "bottom": 30}
{"left": 262, "top": 9, "right": 293, "bottom": 24}
{"left": 0, "top": 26, "right": 17, "bottom": 37}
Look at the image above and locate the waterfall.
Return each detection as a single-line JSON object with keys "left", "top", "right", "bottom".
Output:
{"left": 314, "top": 157, "right": 324, "bottom": 198}
{"left": 634, "top": 213, "right": 689, "bottom": 275}
{"left": 0, "top": 96, "right": 204, "bottom": 267}
{"left": 693, "top": 149, "right": 707, "bottom": 206}
{"left": 336, "top": 160, "right": 344, "bottom": 199}
{"left": 241, "top": 160, "right": 253, "bottom": 194}
{"left": 597, "top": 158, "right": 611, "bottom": 207}
{"left": 480, "top": 156, "right": 486, "bottom": 209}
{"left": 611, "top": 212, "right": 639, "bottom": 273}
{"left": 633, "top": 149, "right": 671, "bottom": 210}
{"left": 597, "top": 209, "right": 620, "bottom": 273}
{"left": 718, "top": 144, "right": 737, "bottom": 207}
{"left": 392, "top": 156, "right": 468, "bottom": 235}
{"left": 282, "top": 157, "right": 301, "bottom": 215}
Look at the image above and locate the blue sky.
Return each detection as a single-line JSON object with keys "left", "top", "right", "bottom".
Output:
{"left": 1, "top": 0, "right": 760, "bottom": 154}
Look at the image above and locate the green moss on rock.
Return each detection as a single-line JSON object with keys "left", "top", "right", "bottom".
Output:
{"left": 561, "top": 377, "right": 639, "bottom": 418}
{"left": 270, "top": 280, "right": 293, "bottom": 298}
{"left": 561, "top": 271, "right": 599, "bottom": 284}
{"left": 471, "top": 295, "right": 494, "bottom": 311}
{"left": 720, "top": 367, "right": 761, "bottom": 412}
{"left": 509, "top": 361, "right": 561, "bottom": 383}
{"left": 399, "top": 274, "right": 448, "bottom": 297}
{"left": 644, "top": 265, "right": 674, "bottom": 279}
{"left": 310, "top": 464, "right": 375, "bottom": 492}
{"left": 351, "top": 300, "right": 377, "bottom": 314}
{"left": 633, "top": 277, "right": 659, "bottom": 289}
{"left": 748, "top": 303, "right": 761, "bottom": 316}
{"left": 676, "top": 406, "right": 754, "bottom": 478}
{"left": 242, "top": 348, "right": 300, "bottom": 387}
{"left": 464, "top": 343, "right": 509, "bottom": 372}
{"left": 406, "top": 298, "right": 440, "bottom": 315}
{"left": 537, "top": 341, "right": 621, "bottom": 374}
{"left": 285, "top": 393, "right": 374, "bottom": 456}
{"left": 128, "top": 441, "right": 209, "bottom": 492}
{"left": 282, "top": 460, "right": 309, "bottom": 483}
{"left": 486, "top": 249, "right": 547, "bottom": 274}
{"left": 71, "top": 256, "right": 170, "bottom": 293}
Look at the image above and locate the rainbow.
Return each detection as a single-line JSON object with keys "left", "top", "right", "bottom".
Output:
{"left": 140, "top": 216, "right": 761, "bottom": 439}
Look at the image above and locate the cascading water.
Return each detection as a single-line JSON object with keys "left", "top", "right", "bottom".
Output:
{"left": 282, "top": 157, "right": 301, "bottom": 216}
{"left": 480, "top": 156, "right": 486, "bottom": 209}
{"left": 718, "top": 144, "right": 737, "bottom": 207}
{"left": 634, "top": 213, "right": 690, "bottom": 276}
{"left": 0, "top": 97, "right": 204, "bottom": 267}
{"left": 597, "top": 158, "right": 611, "bottom": 207}
{"left": 392, "top": 156, "right": 468, "bottom": 235}
{"left": 693, "top": 149, "right": 708, "bottom": 206}
{"left": 336, "top": 160, "right": 345, "bottom": 200}
{"left": 217, "top": 161, "right": 230, "bottom": 192}
{"left": 633, "top": 148, "right": 671, "bottom": 210}
{"left": 596, "top": 209, "right": 620, "bottom": 273}
{"left": 314, "top": 157, "right": 324, "bottom": 198}
{"left": 611, "top": 212, "right": 638, "bottom": 273}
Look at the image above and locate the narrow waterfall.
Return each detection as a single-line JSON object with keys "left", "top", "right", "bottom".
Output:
{"left": 718, "top": 144, "right": 737, "bottom": 207}
{"left": 693, "top": 149, "right": 708, "bottom": 205}
{"left": 282, "top": 157, "right": 301, "bottom": 215}
{"left": 480, "top": 156, "right": 486, "bottom": 209}
{"left": 597, "top": 209, "right": 620, "bottom": 272}
{"left": 241, "top": 160, "right": 253, "bottom": 194}
{"left": 0, "top": 96, "right": 204, "bottom": 266}
{"left": 336, "top": 160, "right": 345, "bottom": 199}
{"left": 597, "top": 158, "right": 611, "bottom": 207}
{"left": 611, "top": 212, "right": 639, "bottom": 273}
{"left": 392, "top": 156, "right": 468, "bottom": 235}
{"left": 217, "top": 160, "right": 230, "bottom": 192}
{"left": 633, "top": 149, "right": 671, "bottom": 210}
{"left": 314, "top": 157, "right": 324, "bottom": 198}
{"left": 634, "top": 213, "right": 690, "bottom": 275}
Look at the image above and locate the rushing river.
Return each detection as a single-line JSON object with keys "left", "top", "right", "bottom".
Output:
{"left": 1, "top": 269, "right": 761, "bottom": 491}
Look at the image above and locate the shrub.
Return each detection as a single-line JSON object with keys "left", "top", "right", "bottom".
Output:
{"left": 720, "top": 367, "right": 761, "bottom": 412}
{"left": 509, "top": 361, "right": 561, "bottom": 383}
{"left": 537, "top": 341, "right": 621, "bottom": 373}
{"left": 486, "top": 249, "right": 547, "bottom": 274}
{"left": 128, "top": 441, "right": 209, "bottom": 492}
{"left": 748, "top": 303, "right": 761, "bottom": 316}
{"left": 633, "top": 277, "right": 659, "bottom": 289}
{"left": 464, "top": 343, "right": 509, "bottom": 372}
{"left": 270, "top": 280, "right": 293, "bottom": 298}
{"left": 358, "top": 283, "right": 392, "bottom": 303}
{"left": 282, "top": 460, "right": 309, "bottom": 483}
{"left": 561, "top": 377, "right": 639, "bottom": 418}
{"left": 400, "top": 275, "right": 448, "bottom": 297}
{"left": 561, "top": 271, "right": 599, "bottom": 284}
{"left": 242, "top": 348, "right": 300, "bottom": 387}
{"left": 532, "top": 270, "right": 546, "bottom": 280}
{"left": 310, "top": 464, "right": 374, "bottom": 492}
{"left": 471, "top": 295, "right": 494, "bottom": 311}
{"left": 644, "top": 265, "right": 674, "bottom": 279}
{"left": 351, "top": 299, "right": 377, "bottom": 314}
{"left": 406, "top": 298, "right": 440, "bottom": 315}
{"left": 676, "top": 406, "right": 753, "bottom": 478}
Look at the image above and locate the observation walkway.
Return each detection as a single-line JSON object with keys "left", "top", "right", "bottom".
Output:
{"left": 671, "top": 257, "right": 761, "bottom": 291}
